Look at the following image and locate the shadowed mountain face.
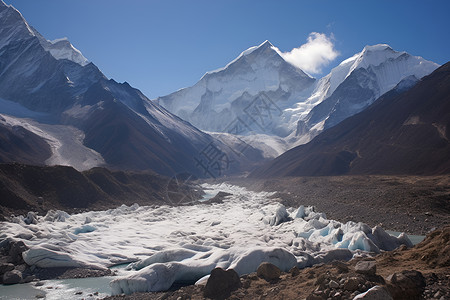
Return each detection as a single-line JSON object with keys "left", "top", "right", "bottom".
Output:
{"left": 0, "top": 1, "right": 264, "bottom": 177}
{"left": 0, "top": 163, "right": 199, "bottom": 220}
{"left": 250, "top": 62, "right": 450, "bottom": 178}
{"left": 0, "top": 121, "right": 51, "bottom": 165}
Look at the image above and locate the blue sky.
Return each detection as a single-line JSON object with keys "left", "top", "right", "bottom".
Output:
{"left": 5, "top": 0, "right": 450, "bottom": 99}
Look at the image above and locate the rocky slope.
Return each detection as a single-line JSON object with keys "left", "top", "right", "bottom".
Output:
{"left": 0, "top": 163, "right": 200, "bottom": 221}
{"left": 0, "top": 120, "right": 51, "bottom": 165}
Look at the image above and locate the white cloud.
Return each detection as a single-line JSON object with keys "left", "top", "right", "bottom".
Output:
{"left": 275, "top": 32, "right": 339, "bottom": 75}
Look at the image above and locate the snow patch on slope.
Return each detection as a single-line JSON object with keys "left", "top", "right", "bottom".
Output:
{"left": 33, "top": 30, "right": 89, "bottom": 66}
{"left": 0, "top": 98, "right": 49, "bottom": 120}
{"left": 43, "top": 37, "right": 89, "bottom": 66}
{"left": 0, "top": 114, "right": 105, "bottom": 171}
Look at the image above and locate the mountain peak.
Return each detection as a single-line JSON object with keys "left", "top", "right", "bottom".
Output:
{"left": 258, "top": 40, "right": 274, "bottom": 49}
{"left": 202, "top": 40, "right": 280, "bottom": 78}
{"left": 40, "top": 36, "right": 90, "bottom": 66}
{"left": 238, "top": 40, "right": 277, "bottom": 58}
{"left": 362, "top": 44, "right": 393, "bottom": 53}
{"left": 0, "top": 2, "right": 89, "bottom": 66}
{"left": 0, "top": 2, "right": 37, "bottom": 47}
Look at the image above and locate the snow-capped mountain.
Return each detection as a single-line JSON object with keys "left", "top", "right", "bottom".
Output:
{"left": 156, "top": 40, "right": 315, "bottom": 136}
{"left": 156, "top": 41, "right": 439, "bottom": 157}
{"left": 0, "top": 1, "right": 263, "bottom": 176}
{"left": 251, "top": 62, "right": 450, "bottom": 177}
{"left": 293, "top": 44, "right": 439, "bottom": 143}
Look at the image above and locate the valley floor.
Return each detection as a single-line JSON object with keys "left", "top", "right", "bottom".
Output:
{"left": 1, "top": 175, "right": 449, "bottom": 299}
{"left": 223, "top": 175, "right": 450, "bottom": 235}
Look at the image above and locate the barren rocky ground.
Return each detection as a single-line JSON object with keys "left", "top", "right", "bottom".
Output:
{"left": 223, "top": 175, "right": 450, "bottom": 235}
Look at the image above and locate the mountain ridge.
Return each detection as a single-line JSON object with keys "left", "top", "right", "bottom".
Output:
{"left": 156, "top": 40, "right": 439, "bottom": 157}
{"left": 0, "top": 1, "right": 264, "bottom": 176}
{"left": 250, "top": 62, "right": 450, "bottom": 178}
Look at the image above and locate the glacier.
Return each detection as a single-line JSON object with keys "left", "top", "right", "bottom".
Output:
{"left": 0, "top": 183, "right": 412, "bottom": 295}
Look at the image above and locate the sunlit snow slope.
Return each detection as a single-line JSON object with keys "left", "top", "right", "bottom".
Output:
{"left": 292, "top": 44, "right": 439, "bottom": 144}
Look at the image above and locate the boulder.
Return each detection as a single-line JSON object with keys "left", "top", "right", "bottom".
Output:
{"left": 329, "top": 279, "right": 339, "bottom": 289}
{"left": 0, "top": 263, "right": 15, "bottom": 275}
{"left": 22, "top": 275, "right": 36, "bottom": 283}
{"left": 386, "top": 270, "right": 426, "bottom": 300}
{"left": 9, "top": 241, "right": 28, "bottom": 264}
{"left": 353, "top": 285, "right": 393, "bottom": 300}
{"left": 256, "top": 262, "right": 281, "bottom": 281}
{"left": 355, "top": 260, "right": 377, "bottom": 276}
{"left": 204, "top": 268, "right": 241, "bottom": 299}
{"left": 344, "top": 277, "right": 362, "bottom": 292}
{"left": 3, "top": 270, "right": 22, "bottom": 285}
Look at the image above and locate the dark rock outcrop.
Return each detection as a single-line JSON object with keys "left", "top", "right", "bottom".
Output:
{"left": 355, "top": 260, "right": 377, "bottom": 276}
{"left": 204, "top": 268, "right": 241, "bottom": 299}
{"left": 2, "top": 269, "right": 22, "bottom": 285}
{"left": 386, "top": 270, "right": 426, "bottom": 300}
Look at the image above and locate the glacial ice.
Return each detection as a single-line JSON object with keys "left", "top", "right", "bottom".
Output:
{"left": 268, "top": 204, "right": 290, "bottom": 226}
{"left": 0, "top": 183, "right": 413, "bottom": 295}
{"left": 111, "top": 247, "right": 296, "bottom": 294}
{"left": 23, "top": 246, "right": 105, "bottom": 270}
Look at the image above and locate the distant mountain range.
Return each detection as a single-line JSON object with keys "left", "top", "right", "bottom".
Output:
{"left": 250, "top": 62, "right": 450, "bottom": 177}
{"left": 157, "top": 41, "right": 438, "bottom": 156}
{"left": 0, "top": 1, "right": 263, "bottom": 177}
{"left": 0, "top": 1, "right": 446, "bottom": 178}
